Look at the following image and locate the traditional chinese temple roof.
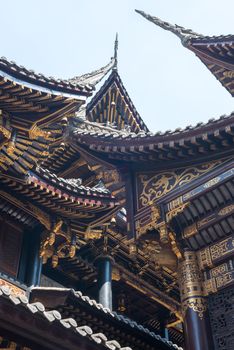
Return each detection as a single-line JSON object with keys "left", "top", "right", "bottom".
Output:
{"left": 71, "top": 111, "right": 234, "bottom": 163}
{"left": 0, "top": 22, "right": 233, "bottom": 350}
{"left": 135, "top": 10, "right": 234, "bottom": 96}
{"left": 0, "top": 56, "right": 115, "bottom": 98}
{"left": 86, "top": 69, "right": 149, "bottom": 132}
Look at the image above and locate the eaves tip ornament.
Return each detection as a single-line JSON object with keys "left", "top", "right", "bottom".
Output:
{"left": 135, "top": 9, "right": 203, "bottom": 46}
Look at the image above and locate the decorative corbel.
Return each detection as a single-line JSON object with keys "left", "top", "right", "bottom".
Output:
{"left": 135, "top": 204, "right": 161, "bottom": 237}
{"left": 40, "top": 218, "right": 77, "bottom": 267}
{"left": 169, "top": 232, "right": 183, "bottom": 260}
{"left": 158, "top": 222, "right": 169, "bottom": 244}
{"left": 166, "top": 202, "right": 189, "bottom": 222}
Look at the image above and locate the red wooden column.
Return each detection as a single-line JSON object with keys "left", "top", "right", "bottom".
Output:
{"left": 179, "top": 250, "right": 213, "bottom": 350}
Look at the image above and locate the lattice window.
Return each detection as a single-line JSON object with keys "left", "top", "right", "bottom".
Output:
{"left": 208, "top": 286, "right": 234, "bottom": 350}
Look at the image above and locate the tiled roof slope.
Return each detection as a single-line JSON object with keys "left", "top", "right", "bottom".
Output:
{"left": 34, "top": 166, "right": 111, "bottom": 196}
{"left": 0, "top": 285, "right": 132, "bottom": 350}
{"left": 74, "top": 111, "right": 234, "bottom": 140}
{"left": 0, "top": 56, "right": 115, "bottom": 96}
{"left": 72, "top": 112, "right": 234, "bottom": 161}
{"left": 31, "top": 287, "right": 183, "bottom": 350}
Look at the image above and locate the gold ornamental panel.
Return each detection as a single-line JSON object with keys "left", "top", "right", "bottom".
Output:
{"left": 197, "top": 234, "right": 234, "bottom": 270}
{"left": 137, "top": 161, "right": 220, "bottom": 210}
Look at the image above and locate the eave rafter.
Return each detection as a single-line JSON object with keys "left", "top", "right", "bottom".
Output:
{"left": 0, "top": 76, "right": 79, "bottom": 114}
{"left": 182, "top": 203, "right": 234, "bottom": 240}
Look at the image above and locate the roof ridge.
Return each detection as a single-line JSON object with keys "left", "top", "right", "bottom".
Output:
{"left": 74, "top": 110, "right": 234, "bottom": 139}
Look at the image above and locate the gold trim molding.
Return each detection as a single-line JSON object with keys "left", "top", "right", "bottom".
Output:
{"left": 182, "top": 297, "right": 207, "bottom": 320}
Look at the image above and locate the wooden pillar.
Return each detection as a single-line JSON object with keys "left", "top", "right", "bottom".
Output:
{"left": 179, "top": 250, "right": 213, "bottom": 350}
{"left": 26, "top": 231, "right": 42, "bottom": 287}
{"left": 96, "top": 255, "right": 113, "bottom": 310}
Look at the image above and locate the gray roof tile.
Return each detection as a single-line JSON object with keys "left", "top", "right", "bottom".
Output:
{"left": 0, "top": 285, "right": 133, "bottom": 350}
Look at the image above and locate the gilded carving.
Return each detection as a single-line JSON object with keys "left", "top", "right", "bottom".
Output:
{"left": 168, "top": 196, "right": 184, "bottom": 211}
{"left": 182, "top": 298, "right": 207, "bottom": 320}
{"left": 183, "top": 212, "right": 218, "bottom": 239}
{"left": 203, "top": 278, "right": 217, "bottom": 296}
{"left": 197, "top": 247, "right": 213, "bottom": 270}
{"left": 0, "top": 110, "right": 11, "bottom": 148}
{"left": 210, "top": 238, "right": 234, "bottom": 260}
{"left": 223, "top": 70, "right": 234, "bottom": 78}
{"left": 210, "top": 263, "right": 228, "bottom": 278}
{"left": 129, "top": 242, "right": 138, "bottom": 255}
{"left": 203, "top": 264, "right": 234, "bottom": 295}
{"left": 85, "top": 227, "right": 102, "bottom": 240}
{"left": 183, "top": 223, "right": 197, "bottom": 239}
{"left": 112, "top": 267, "right": 121, "bottom": 281}
{"left": 197, "top": 215, "right": 214, "bottom": 227}
{"left": 138, "top": 161, "right": 220, "bottom": 208}
{"left": 40, "top": 219, "right": 77, "bottom": 267}
{"left": 97, "top": 169, "right": 120, "bottom": 183}
{"left": 169, "top": 232, "right": 182, "bottom": 259}
{"left": 0, "top": 124, "right": 11, "bottom": 141}
{"left": 218, "top": 204, "right": 234, "bottom": 216}
{"left": 6, "top": 135, "right": 16, "bottom": 155}
{"left": 216, "top": 272, "right": 233, "bottom": 288}
{"left": 29, "top": 124, "right": 54, "bottom": 141}
{"left": 158, "top": 223, "right": 169, "bottom": 244}
{"left": 166, "top": 202, "right": 189, "bottom": 222}
{"left": 179, "top": 251, "right": 206, "bottom": 319}
{"left": 135, "top": 205, "right": 161, "bottom": 236}
{"left": 198, "top": 236, "right": 234, "bottom": 270}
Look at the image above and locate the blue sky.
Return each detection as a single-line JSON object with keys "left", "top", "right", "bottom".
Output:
{"left": 1, "top": 0, "right": 233, "bottom": 131}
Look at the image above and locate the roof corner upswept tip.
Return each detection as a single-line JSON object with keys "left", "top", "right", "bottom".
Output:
{"left": 135, "top": 9, "right": 203, "bottom": 45}
{"left": 68, "top": 57, "right": 115, "bottom": 88}
{"left": 69, "top": 33, "right": 120, "bottom": 88}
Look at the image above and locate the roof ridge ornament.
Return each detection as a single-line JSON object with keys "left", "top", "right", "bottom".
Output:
{"left": 113, "top": 33, "right": 118, "bottom": 71}
{"left": 135, "top": 9, "right": 204, "bottom": 46}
